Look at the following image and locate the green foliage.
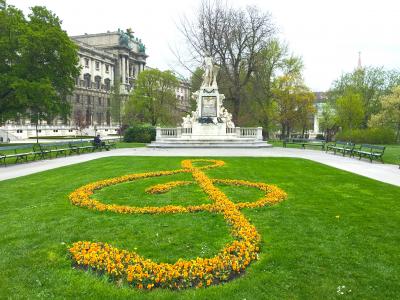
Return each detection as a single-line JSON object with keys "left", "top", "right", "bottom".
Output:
{"left": 318, "top": 102, "right": 338, "bottom": 141}
{"left": 329, "top": 67, "right": 400, "bottom": 127}
{"left": 369, "top": 85, "right": 400, "bottom": 142}
{"left": 110, "top": 80, "right": 122, "bottom": 127}
{"left": 335, "top": 128, "right": 396, "bottom": 144}
{"left": 335, "top": 91, "right": 364, "bottom": 130}
{"left": 125, "top": 69, "right": 179, "bottom": 126}
{"left": 272, "top": 74, "right": 315, "bottom": 138}
{"left": 123, "top": 125, "right": 156, "bottom": 143}
{"left": 0, "top": 4, "right": 80, "bottom": 123}
{"left": 190, "top": 67, "right": 204, "bottom": 93}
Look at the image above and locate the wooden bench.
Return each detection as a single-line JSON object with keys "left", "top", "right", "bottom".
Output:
{"left": 105, "top": 140, "right": 117, "bottom": 150}
{"left": 283, "top": 138, "right": 326, "bottom": 150}
{"left": 352, "top": 144, "right": 385, "bottom": 163}
{"left": 67, "top": 142, "right": 95, "bottom": 154}
{"left": 326, "top": 141, "right": 355, "bottom": 156}
{"left": 1, "top": 150, "right": 30, "bottom": 165}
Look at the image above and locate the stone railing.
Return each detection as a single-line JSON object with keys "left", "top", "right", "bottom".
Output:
{"left": 226, "top": 127, "right": 263, "bottom": 140}
{"left": 182, "top": 127, "right": 192, "bottom": 134}
{"left": 156, "top": 126, "right": 263, "bottom": 141}
{"left": 158, "top": 128, "right": 178, "bottom": 138}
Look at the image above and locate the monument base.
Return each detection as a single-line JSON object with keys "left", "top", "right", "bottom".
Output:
{"left": 148, "top": 126, "right": 270, "bottom": 148}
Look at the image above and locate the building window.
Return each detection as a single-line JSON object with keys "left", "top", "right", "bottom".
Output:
{"left": 97, "top": 112, "right": 102, "bottom": 124}
{"left": 53, "top": 130, "right": 58, "bottom": 133}
{"left": 94, "top": 76, "right": 101, "bottom": 89}
{"left": 95, "top": 61, "right": 100, "bottom": 70}
{"left": 107, "top": 98, "right": 110, "bottom": 107}
{"left": 104, "top": 78, "right": 111, "bottom": 91}
{"left": 17, "top": 130, "right": 23, "bottom": 133}
{"left": 76, "top": 94, "right": 80, "bottom": 103}
{"left": 84, "top": 73, "right": 91, "bottom": 88}
{"left": 38, "top": 130, "right": 41, "bottom": 133}
{"left": 68, "top": 129, "right": 73, "bottom": 132}
{"left": 105, "top": 64, "right": 109, "bottom": 73}
{"left": 84, "top": 58, "right": 89, "bottom": 68}
{"left": 87, "top": 95, "right": 91, "bottom": 105}
{"left": 98, "top": 97, "right": 102, "bottom": 105}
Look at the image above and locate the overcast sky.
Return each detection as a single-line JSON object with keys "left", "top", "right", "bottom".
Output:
{"left": 8, "top": 0, "right": 400, "bottom": 91}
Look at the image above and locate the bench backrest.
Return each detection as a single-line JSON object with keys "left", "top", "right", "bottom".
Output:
{"left": 370, "top": 145, "right": 385, "bottom": 153}
{"left": 335, "top": 141, "right": 355, "bottom": 147}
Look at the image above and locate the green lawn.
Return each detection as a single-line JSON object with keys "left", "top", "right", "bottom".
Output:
{"left": 0, "top": 157, "right": 399, "bottom": 299}
{"left": 270, "top": 140, "right": 400, "bottom": 164}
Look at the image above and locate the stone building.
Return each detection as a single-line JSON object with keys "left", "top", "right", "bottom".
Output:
{"left": 69, "top": 29, "right": 148, "bottom": 127}
{"left": 175, "top": 74, "right": 191, "bottom": 113}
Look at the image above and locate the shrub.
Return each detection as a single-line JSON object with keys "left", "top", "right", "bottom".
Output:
{"left": 335, "top": 128, "right": 396, "bottom": 144}
{"left": 123, "top": 125, "right": 156, "bottom": 143}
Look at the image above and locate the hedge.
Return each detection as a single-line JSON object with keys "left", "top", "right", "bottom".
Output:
{"left": 335, "top": 128, "right": 396, "bottom": 144}
{"left": 123, "top": 125, "right": 156, "bottom": 143}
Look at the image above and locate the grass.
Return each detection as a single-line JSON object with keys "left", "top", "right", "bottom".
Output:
{"left": 0, "top": 156, "right": 399, "bottom": 299}
{"left": 270, "top": 140, "right": 400, "bottom": 164}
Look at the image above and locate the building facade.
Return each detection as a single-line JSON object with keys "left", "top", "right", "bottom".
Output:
{"left": 69, "top": 29, "right": 147, "bottom": 127}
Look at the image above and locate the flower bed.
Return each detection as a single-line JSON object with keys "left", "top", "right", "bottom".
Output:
{"left": 68, "top": 159, "right": 287, "bottom": 289}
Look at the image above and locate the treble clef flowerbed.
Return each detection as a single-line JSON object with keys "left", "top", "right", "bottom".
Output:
{"left": 68, "top": 159, "right": 287, "bottom": 290}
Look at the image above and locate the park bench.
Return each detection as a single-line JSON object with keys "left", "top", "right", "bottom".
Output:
{"left": 39, "top": 143, "right": 69, "bottom": 158}
{"left": 68, "top": 141, "right": 95, "bottom": 154}
{"left": 283, "top": 138, "right": 326, "bottom": 150}
{"left": 326, "top": 141, "right": 355, "bottom": 156}
{"left": 105, "top": 140, "right": 117, "bottom": 150}
{"left": 0, "top": 150, "right": 30, "bottom": 165}
{"left": 352, "top": 144, "right": 385, "bottom": 163}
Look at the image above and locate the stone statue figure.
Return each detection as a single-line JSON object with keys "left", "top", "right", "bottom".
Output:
{"left": 221, "top": 108, "right": 235, "bottom": 128}
{"left": 202, "top": 56, "right": 220, "bottom": 88}
{"left": 182, "top": 114, "right": 192, "bottom": 128}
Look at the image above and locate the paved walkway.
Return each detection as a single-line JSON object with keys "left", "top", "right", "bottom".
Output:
{"left": 1, "top": 147, "right": 399, "bottom": 186}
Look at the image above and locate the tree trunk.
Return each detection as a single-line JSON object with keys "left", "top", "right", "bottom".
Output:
{"left": 232, "top": 93, "right": 241, "bottom": 124}
{"left": 35, "top": 121, "right": 39, "bottom": 144}
{"left": 396, "top": 123, "right": 400, "bottom": 143}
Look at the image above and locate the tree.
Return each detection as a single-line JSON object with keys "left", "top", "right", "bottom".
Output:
{"left": 318, "top": 102, "right": 337, "bottom": 141}
{"left": 110, "top": 80, "right": 123, "bottom": 137}
{"left": 335, "top": 91, "right": 364, "bottom": 130}
{"left": 249, "top": 40, "right": 303, "bottom": 137}
{"left": 179, "top": 0, "right": 276, "bottom": 123}
{"left": 0, "top": 4, "right": 80, "bottom": 134}
{"left": 330, "top": 67, "right": 400, "bottom": 127}
{"left": 369, "top": 86, "right": 400, "bottom": 142}
{"left": 272, "top": 74, "right": 315, "bottom": 139}
{"left": 190, "top": 67, "right": 204, "bottom": 93}
{"left": 126, "top": 69, "right": 179, "bottom": 126}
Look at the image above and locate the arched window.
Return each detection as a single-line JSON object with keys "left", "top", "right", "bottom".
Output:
{"left": 95, "top": 76, "right": 101, "bottom": 89}
{"left": 83, "top": 73, "right": 91, "bottom": 88}
{"left": 104, "top": 78, "right": 111, "bottom": 91}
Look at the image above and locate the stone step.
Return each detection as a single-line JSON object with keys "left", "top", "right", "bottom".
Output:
{"left": 147, "top": 141, "right": 272, "bottom": 148}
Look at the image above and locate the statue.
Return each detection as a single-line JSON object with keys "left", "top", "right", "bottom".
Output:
{"left": 202, "top": 56, "right": 220, "bottom": 88}
{"left": 221, "top": 108, "right": 235, "bottom": 128}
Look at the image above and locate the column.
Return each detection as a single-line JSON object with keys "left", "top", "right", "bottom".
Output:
{"left": 122, "top": 56, "right": 126, "bottom": 84}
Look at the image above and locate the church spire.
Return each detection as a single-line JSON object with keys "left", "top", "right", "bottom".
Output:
{"left": 357, "top": 51, "right": 362, "bottom": 70}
